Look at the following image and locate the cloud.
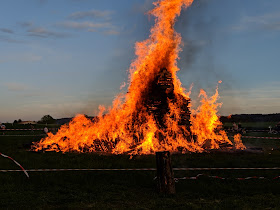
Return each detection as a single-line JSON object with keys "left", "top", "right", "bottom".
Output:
{"left": 0, "top": 28, "right": 14, "bottom": 34}
{"left": 27, "top": 27, "right": 69, "bottom": 38}
{"left": 262, "top": 22, "right": 280, "bottom": 30}
{"left": 23, "top": 54, "right": 43, "bottom": 62}
{"left": 3, "top": 82, "right": 29, "bottom": 91}
{"left": 132, "top": 0, "right": 154, "bottom": 13}
{"left": 56, "top": 9, "right": 120, "bottom": 35}
{"left": 0, "top": 53, "right": 42, "bottom": 63}
{"left": 232, "top": 12, "right": 280, "bottom": 31}
{"left": 87, "top": 28, "right": 97, "bottom": 32}
{"left": 103, "top": 29, "right": 120, "bottom": 35}
{"left": 56, "top": 21, "right": 119, "bottom": 34}
{"left": 68, "top": 10, "right": 113, "bottom": 20}
{"left": 18, "top": 22, "right": 70, "bottom": 39}
{"left": 0, "top": 36, "right": 26, "bottom": 44}
{"left": 39, "top": 0, "right": 47, "bottom": 4}
{"left": 18, "top": 21, "right": 33, "bottom": 28}
{"left": 57, "top": 21, "right": 111, "bottom": 30}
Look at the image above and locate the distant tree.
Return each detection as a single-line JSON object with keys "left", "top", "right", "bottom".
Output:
{"left": 18, "top": 119, "right": 22, "bottom": 123}
{"left": 38, "top": 115, "right": 56, "bottom": 124}
{"left": 13, "top": 120, "right": 18, "bottom": 124}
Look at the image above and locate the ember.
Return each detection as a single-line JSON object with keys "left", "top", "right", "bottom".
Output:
{"left": 32, "top": 0, "right": 245, "bottom": 154}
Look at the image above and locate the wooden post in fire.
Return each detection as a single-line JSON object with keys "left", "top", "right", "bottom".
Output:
{"left": 156, "top": 151, "right": 176, "bottom": 194}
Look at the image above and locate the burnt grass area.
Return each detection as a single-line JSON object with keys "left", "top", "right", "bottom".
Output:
{"left": 1, "top": 132, "right": 280, "bottom": 209}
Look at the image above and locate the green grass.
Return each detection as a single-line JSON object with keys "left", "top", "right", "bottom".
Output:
{"left": 1, "top": 131, "right": 280, "bottom": 209}
{"left": 3, "top": 123, "right": 60, "bottom": 129}
{"left": 224, "top": 121, "right": 277, "bottom": 129}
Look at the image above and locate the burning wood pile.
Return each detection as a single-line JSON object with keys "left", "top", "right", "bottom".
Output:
{"left": 146, "top": 68, "right": 191, "bottom": 128}
{"left": 145, "top": 68, "right": 192, "bottom": 140}
{"left": 32, "top": 0, "right": 245, "bottom": 154}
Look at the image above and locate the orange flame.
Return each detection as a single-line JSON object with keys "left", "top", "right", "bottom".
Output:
{"left": 32, "top": 0, "right": 245, "bottom": 154}
{"left": 190, "top": 84, "right": 233, "bottom": 149}
{"left": 234, "top": 134, "right": 246, "bottom": 150}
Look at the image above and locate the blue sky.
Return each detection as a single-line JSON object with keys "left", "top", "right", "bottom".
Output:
{"left": 1, "top": 0, "right": 280, "bottom": 122}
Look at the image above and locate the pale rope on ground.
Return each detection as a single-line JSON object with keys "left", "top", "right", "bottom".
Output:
{"left": 1, "top": 167, "right": 280, "bottom": 173}
{"left": 0, "top": 135, "right": 47, "bottom": 137}
{"left": 0, "top": 153, "right": 29, "bottom": 178}
{"left": 173, "top": 173, "right": 280, "bottom": 181}
{"left": 4, "top": 129, "right": 43, "bottom": 131}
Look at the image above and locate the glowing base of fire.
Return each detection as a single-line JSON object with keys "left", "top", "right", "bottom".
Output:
{"left": 32, "top": 113, "right": 245, "bottom": 155}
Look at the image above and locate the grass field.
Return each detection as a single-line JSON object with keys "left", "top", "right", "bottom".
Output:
{"left": 1, "top": 127, "right": 280, "bottom": 209}
{"left": 223, "top": 122, "right": 277, "bottom": 129}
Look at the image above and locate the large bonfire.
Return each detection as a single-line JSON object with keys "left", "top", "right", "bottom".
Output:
{"left": 32, "top": 0, "right": 245, "bottom": 154}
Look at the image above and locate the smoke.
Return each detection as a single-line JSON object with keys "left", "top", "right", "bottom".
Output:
{"left": 175, "top": 0, "right": 218, "bottom": 73}
{"left": 172, "top": 0, "right": 239, "bottom": 114}
{"left": 175, "top": 0, "right": 211, "bottom": 68}
{"left": 71, "top": 0, "right": 238, "bottom": 117}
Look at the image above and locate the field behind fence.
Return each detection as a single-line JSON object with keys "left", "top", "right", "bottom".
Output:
{"left": 1, "top": 123, "right": 280, "bottom": 208}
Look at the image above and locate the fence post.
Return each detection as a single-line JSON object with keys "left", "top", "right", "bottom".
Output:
{"left": 156, "top": 151, "right": 176, "bottom": 194}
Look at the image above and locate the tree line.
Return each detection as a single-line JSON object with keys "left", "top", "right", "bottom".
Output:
{"left": 12, "top": 115, "right": 56, "bottom": 124}
{"left": 220, "top": 114, "right": 280, "bottom": 123}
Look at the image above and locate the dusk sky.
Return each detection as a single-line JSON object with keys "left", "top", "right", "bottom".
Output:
{"left": 1, "top": 0, "right": 280, "bottom": 122}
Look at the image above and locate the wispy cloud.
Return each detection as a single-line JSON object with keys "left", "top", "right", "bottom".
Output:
{"left": 0, "top": 28, "right": 14, "bottom": 34}
{"left": 68, "top": 9, "right": 113, "bottom": 20}
{"left": 0, "top": 27, "right": 26, "bottom": 44}
{"left": 39, "top": 0, "right": 47, "bottom": 4}
{"left": 23, "top": 54, "right": 42, "bottom": 62}
{"left": 3, "top": 82, "right": 29, "bottom": 91}
{"left": 0, "top": 53, "right": 42, "bottom": 63}
{"left": 103, "top": 29, "right": 120, "bottom": 35}
{"left": 0, "top": 35, "right": 26, "bottom": 44}
{"left": 17, "top": 22, "right": 70, "bottom": 39}
{"left": 232, "top": 12, "right": 280, "bottom": 31}
{"left": 56, "top": 21, "right": 120, "bottom": 34}
{"left": 56, "top": 21, "right": 111, "bottom": 30}
{"left": 27, "top": 27, "right": 69, "bottom": 38}
{"left": 58, "top": 9, "right": 120, "bottom": 35}
{"left": 132, "top": 0, "right": 153, "bottom": 13}
{"left": 18, "top": 21, "right": 33, "bottom": 28}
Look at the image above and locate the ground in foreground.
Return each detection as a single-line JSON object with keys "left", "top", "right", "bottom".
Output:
{"left": 1, "top": 132, "right": 280, "bottom": 209}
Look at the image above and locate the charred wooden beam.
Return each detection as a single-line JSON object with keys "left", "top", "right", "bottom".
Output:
{"left": 156, "top": 151, "right": 176, "bottom": 194}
